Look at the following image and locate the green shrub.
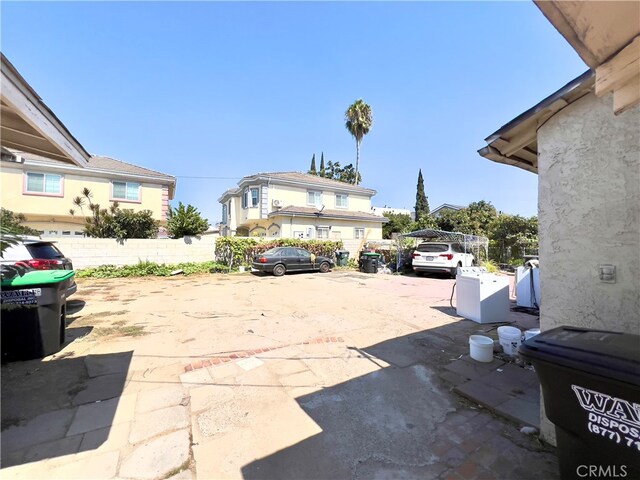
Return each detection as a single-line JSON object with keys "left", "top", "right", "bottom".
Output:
{"left": 481, "top": 259, "right": 499, "bottom": 273}
{"left": 214, "top": 237, "right": 343, "bottom": 267}
{"left": 76, "top": 260, "right": 230, "bottom": 278}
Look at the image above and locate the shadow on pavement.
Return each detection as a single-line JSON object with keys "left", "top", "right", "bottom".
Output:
{"left": 1, "top": 351, "right": 133, "bottom": 467}
{"left": 241, "top": 319, "right": 558, "bottom": 480}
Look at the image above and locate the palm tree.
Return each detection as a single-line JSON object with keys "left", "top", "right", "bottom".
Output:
{"left": 344, "top": 99, "right": 372, "bottom": 185}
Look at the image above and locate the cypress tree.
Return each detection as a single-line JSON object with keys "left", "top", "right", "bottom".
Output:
{"left": 309, "top": 154, "right": 317, "bottom": 175}
{"left": 415, "top": 169, "right": 430, "bottom": 222}
{"left": 319, "top": 152, "right": 326, "bottom": 177}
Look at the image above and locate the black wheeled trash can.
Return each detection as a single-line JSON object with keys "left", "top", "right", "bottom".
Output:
{"left": 359, "top": 252, "right": 381, "bottom": 273}
{"left": 519, "top": 326, "right": 640, "bottom": 480}
{"left": 1, "top": 270, "right": 75, "bottom": 362}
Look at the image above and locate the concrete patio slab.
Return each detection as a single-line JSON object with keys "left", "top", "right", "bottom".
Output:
{"left": 135, "top": 385, "right": 186, "bottom": 414}
{"left": 1, "top": 408, "right": 77, "bottom": 453}
{"left": 72, "top": 373, "right": 128, "bottom": 406}
{"left": 119, "top": 430, "right": 190, "bottom": 480}
{"left": 67, "top": 394, "right": 136, "bottom": 436}
{"left": 129, "top": 405, "right": 189, "bottom": 444}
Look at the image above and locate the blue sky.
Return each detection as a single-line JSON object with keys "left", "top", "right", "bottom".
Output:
{"left": 1, "top": 1, "right": 587, "bottom": 223}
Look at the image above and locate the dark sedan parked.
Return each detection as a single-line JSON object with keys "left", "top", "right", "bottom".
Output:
{"left": 251, "top": 247, "right": 334, "bottom": 276}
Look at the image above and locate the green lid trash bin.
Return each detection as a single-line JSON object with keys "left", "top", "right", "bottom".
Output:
{"left": 519, "top": 326, "right": 640, "bottom": 479}
{"left": 336, "top": 250, "right": 350, "bottom": 267}
{"left": 359, "top": 252, "right": 381, "bottom": 273}
{"left": 1, "top": 270, "right": 75, "bottom": 362}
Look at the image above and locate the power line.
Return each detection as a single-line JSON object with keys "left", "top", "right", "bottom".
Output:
{"left": 174, "top": 175, "right": 241, "bottom": 179}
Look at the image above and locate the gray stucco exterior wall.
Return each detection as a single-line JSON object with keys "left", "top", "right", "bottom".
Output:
{"left": 537, "top": 92, "right": 640, "bottom": 444}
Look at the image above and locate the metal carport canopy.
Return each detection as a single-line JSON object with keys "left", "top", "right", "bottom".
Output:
{"left": 400, "top": 228, "right": 489, "bottom": 257}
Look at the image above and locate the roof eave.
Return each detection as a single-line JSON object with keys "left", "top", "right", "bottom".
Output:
{"left": 1, "top": 53, "right": 91, "bottom": 167}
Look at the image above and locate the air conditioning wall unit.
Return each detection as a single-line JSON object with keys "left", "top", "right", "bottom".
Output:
{"left": 272, "top": 199, "right": 282, "bottom": 207}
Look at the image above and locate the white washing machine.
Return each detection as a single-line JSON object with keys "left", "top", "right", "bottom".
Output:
{"left": 456, "top": 268, "right": 510, "bottom": 324}
{"left": 515, "top": 266, "right": 540, "bottom": 308}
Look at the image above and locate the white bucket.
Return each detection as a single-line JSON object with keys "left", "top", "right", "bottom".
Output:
{"left": 524, "top": 328, "right": 540, "bottom": 341}
{"left": 238, "top": 266, "right": 246, "bottom": 273}
{"left": 469, "top": 335, "right": 494, "bottom": 363}
{"left": 498, "top": 326, "right": 522, "bottom": 356}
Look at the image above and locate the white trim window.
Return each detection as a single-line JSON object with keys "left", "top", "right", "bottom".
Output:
{"left": 307, "top": 190, "right": 322, "bottom": 206}
{"left": 316, "top": 226, "right": 330, "bottom": 239}
{"left": 26, "top": 172, "right": 62, "bottom": 194}
{"left": 335, "top": 194, "right": 348, "bottom": 208}
{"left": 242, "top": 188, "right": 249, "bottom": 208}
{"left": 250, "top": 187, "right": 260, "bottom": 207}
{"left": 222, "top": 204, "right": 228, "bottom": 223}
{"left": 112, "top": 181, "right": 140, "bottom": 201}
{"left": 355, "top": 228, "right": 365, "bottom": 239}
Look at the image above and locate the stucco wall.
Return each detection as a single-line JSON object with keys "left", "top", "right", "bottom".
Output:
{"left": 537, "top": 92, "right": 640, "bottom": 444}
{"left": 1, "top": 162, "right": 167, "bottom": 223}
{"left": 47, "top": 236, "right": 217, "bottom": 269}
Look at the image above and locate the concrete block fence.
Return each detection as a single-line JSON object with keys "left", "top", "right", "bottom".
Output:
{"left": 43, "top": 236, "right": 376, "bottom": 270}
{"left": 44, "top": 236, "right": 217, "bottom": 269}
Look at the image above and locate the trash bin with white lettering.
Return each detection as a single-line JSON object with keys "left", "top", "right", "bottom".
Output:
{"left": 519, "top": 326, "right": 640, "bottom": 480}
{"left": 1, "top": 270, "right": 75, "bottom": 362}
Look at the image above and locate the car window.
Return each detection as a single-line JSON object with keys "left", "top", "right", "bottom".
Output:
{"left": 416, "top": 243, "right": 449, "bottom": 253}
{"left": 296, "top": 249, "right": 311, "bottom": 258}
{"left": 451, "top": 244, "right": 464, "bottom": 253}
{"left": 263, "top": 248, "right": 282, "bottom": 256}
{"left": 25, "top": 243, "right": 65, "bottom": 259}
{"left": 281, "top": 248, "right": 298, "bottom": 257}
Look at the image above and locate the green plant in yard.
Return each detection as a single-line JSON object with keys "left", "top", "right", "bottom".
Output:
{"left": 70, "top": 188, "right": 159, "bottom": 239}
{"left": 166, "top": 202, "right": 210, "bottom": 238}
{"left": 481, "top": 259, "right": 499, "bottom": 273}
{"left": 77, "top": 260, "right": 229, "bottom": 278}
{"left": 214, "top": 237, "right": 343, "bottom": 267}
{"left": 1, "top": 209, "right": 41, "bottom": 257}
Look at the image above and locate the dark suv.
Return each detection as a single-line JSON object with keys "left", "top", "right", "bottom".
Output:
{"left": 1, "top": 238, "right": 77, "bottom": 296}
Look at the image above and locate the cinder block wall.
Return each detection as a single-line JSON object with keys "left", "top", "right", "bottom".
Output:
{"left": 45, "top": 236, "right": 217, "bottom": 269}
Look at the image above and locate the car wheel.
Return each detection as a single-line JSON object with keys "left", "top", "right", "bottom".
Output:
{"left": 319, "top": 262, "right": 330, "bottom": 273}
{"left": 273, "top": 264, "right": 286, "bottom": 277}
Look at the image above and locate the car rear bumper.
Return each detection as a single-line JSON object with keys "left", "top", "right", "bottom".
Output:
{"left": 413, "top": 265, "right": 453, "bottom": 273}
{"left": 251, "top": 263, "right": 272, "bottom": 273}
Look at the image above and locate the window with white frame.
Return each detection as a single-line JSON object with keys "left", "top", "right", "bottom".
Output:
{"left": 355, "top": 228, "right": 365, "bottom": 239}
{"left": 26, "top": 172, "right": 62, "bottom": 195}
{"left": 112, "top": 181, "right": 140, "bottom": 201}
{"left": 335, "top": 194, "right": 348, "bottom": 208}
{"left": 316, "top": 226, "right": 330, "bottom": 239}
{"left": 242, "top": 188, "right": 249, "bottom": 208}
{"left": 222, "top": 204, "right": 228, "bottom": 223}
{"left": 293, "top": 230, "right": 304, "bottom": 239}
{"left": 250, "top": 187, "right": 260, "bottom": 207}
{"left": 307, "top": 190, "right": 322, "bottom": 206}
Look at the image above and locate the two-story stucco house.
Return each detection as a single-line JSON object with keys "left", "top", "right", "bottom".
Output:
{"left": 218, "top": 172, "right": 387, "bottom": 241}
{"left": 1, "top": 149, "right": 176, "bottom": 236}
{"left": 1, "top": 53, "right": 176, "bottom": 237}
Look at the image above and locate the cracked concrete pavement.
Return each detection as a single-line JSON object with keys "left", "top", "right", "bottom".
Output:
{"left": 1, "top": 270, "right": 558, "bottom": 479}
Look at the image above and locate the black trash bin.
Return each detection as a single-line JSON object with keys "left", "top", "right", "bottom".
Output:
{"left": 359, "top": 252, "right": 381, "bottom": 273}
{"left": 1, "top": 270, "right": 75, "bottom": 362}
{"left": 519, "top": 326, "right": 640, "bottom": 480}
{"left": 336, "top": 250, "right": 350, "bottom": 267}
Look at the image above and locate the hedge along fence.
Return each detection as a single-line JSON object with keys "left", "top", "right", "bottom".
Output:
{"left": 215, "top": 237, "right": 344, "bottom": 267}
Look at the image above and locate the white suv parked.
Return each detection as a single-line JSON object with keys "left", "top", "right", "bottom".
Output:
{"left": 412, "top": 242, "right": 475, "bottom": 278}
